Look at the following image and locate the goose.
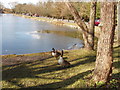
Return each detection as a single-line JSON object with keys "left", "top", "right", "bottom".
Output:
{"left": 51, "top": 48, "right": 61, "bottom": 59}
{"left": 58, "top": 50, "right": 70, "bottom": 67}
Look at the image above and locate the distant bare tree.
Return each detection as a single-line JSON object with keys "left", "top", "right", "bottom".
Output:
{"left": 0, "top": 2, "right": 4, "bottom": 9}
{"left": 9, "top": 2, "right": 18, "bottom": 9}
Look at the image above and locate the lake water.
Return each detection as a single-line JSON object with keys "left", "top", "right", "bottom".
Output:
{"left": 1, "top": 14, "right": 83, "bottom": 55}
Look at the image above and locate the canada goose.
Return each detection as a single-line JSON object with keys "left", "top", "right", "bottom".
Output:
{"left": 51, "top": 48, "right": 61, "bottom": 59}
{"left": 58, "top": 50, "right": 70, "bottom": 67}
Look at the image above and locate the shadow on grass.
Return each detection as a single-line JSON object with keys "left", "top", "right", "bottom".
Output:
{"left": 2, "top": 64, "right": 34, "bottom": 80}
{"left": 2, "top": 56, "right": 53, "bottom": 68}
{"left": 4, "top": 70, "right": 92, "bottom": 89}
{"left": 27, "top": 70, "right": 92, "bottom": 89}
{"left": 26, "top": 56, "right": 53, "bottom": 66}
{"left": 112, "top": 73, "right": 120, "bottom": 79}
{"left": 113, "top": 45, "right": 120, "bottom": 58}
{"left": 113, "top": 61, "right": 120, "bottom": 69}
{"left": 2, "top": 54, "right": 95, "bottom": 89}
{"left": 29, "top": 55, "right": 96, "bottom": 75}
{"left": 114, "top": 45, "right": 120, "bottom": 49}
{"left": 2, "top": 55, "right": 96, "bottom": 80}
{"left": 31, "top": 55, "right": 95, "bottom": 71}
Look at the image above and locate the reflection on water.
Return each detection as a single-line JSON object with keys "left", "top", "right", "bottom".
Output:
{"left": 31, "top": 34, "right": 41, "bottom": 39}
{"left": 1, "top": 14, "right": 83, "bottom": 55}
{"left": 26, "top": 31, "right": 41, "bottom": 39}
{"left": 38, "top": 30, "right": 83, "bottom": 40}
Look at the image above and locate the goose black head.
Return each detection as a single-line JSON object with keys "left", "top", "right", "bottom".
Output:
{"left": 52, "top": 48, "right": 55, "bottom": 52}
{"left": 61, "top": 50, "right": 64, "bottom": 57}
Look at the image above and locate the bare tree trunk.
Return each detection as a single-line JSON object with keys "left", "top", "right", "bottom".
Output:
{"left": 92, "top": 2, "right": 116, "bottom": 83}
{"left": 65, "top": 2, "right": 93, "bottom": 50}
{"left": 117, "top": 1, "right": 120, "bottom": 46}
{"left": 88, "top": 1, "right": 97, "bottom": 50}
{"left": 65, "top": 2, "right": 97, "bottom": 50}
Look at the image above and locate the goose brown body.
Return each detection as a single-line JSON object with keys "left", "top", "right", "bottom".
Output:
{"left": 51, "top": 48, "right": 61, "bottom": 59}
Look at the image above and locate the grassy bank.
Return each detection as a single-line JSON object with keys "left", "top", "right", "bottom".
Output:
{"left": 14, "top": 14, "right": 78, "bottom": 27}
{"left": 1, "top": 46, "right": 120, "bottom": 89}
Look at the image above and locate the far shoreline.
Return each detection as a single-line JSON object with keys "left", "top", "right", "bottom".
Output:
{"left": 14, "top": 14, "right": 101, "bottom": 36}
{"left": 14, "top": 14, "right": 80, "bottom": 29}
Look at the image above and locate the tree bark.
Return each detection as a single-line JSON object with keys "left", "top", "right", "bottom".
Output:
{"left": 117, "top": 1, "right": 120, "bottom": 46}
{"left": 65, "top": 2, "right": 96, "bottom": 50}
{"left": 65, "top": 2, "right": 93, "bottom": 50}
{"left": 88, "top": 1, "right": 97, "bottom": 50}
{"left": 92, "top": 2, "right": 116, "bottom": 83}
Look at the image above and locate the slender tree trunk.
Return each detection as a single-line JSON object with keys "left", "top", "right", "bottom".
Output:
{"left": 65, "top": 2, "right": 93, "bottom": 50}
{"left": 88, "top": 1, "right": 97, "bottom": 50}
{"left": 117, "top": 1, "right": 120, "bottom": 46}
{"left": 93, "top": 2, "right": 116, "bottom": 83}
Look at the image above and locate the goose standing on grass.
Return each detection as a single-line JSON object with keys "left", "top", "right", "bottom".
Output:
{"left": 51, "top": 48, "right": 61, "bottom": 59}
{"left": 58, "top": 50, "right": 70, "bottom": 67}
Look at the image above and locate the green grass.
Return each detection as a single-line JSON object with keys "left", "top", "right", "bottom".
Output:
{"left": 1, "top": 46, "right": 120, "bottom": 89}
